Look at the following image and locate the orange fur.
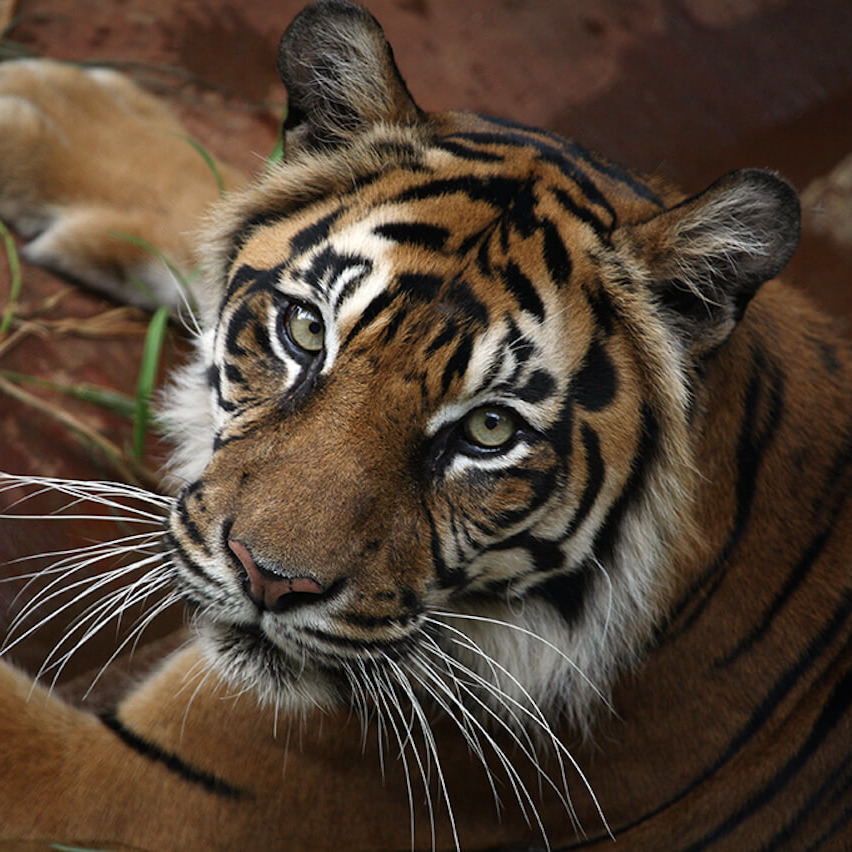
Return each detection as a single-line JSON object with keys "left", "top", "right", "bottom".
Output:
{"left": 1, "top": 2, "right": 851, "bottom": 850}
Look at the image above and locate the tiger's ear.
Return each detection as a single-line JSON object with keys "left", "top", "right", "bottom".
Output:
{"left": 615, "top": 169, "right": 800, "bottom": 358}
{"left": 277, "top": 0, "right": 423, "bottom": 155}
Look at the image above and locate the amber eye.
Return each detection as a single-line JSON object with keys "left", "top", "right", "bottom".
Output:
{"left": 463, "top": 407, "right": 517, "bottom": 450}
{"left": 285, "top": 303, "right": 324, "bottom": 353}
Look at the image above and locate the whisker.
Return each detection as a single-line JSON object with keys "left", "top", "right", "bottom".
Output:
{"left": 432, "top": 609, "right": 612, "bottom": 710}
{"left": 381, "top": 657, "right": 459, "bottom": 852}
{"left": 3, "top": 551, "right": 170, "bottom": 652}
{"left": 404, "top": 653, "right": 547, "bottom": 846}
{"left": 426, "top": 616, "right": 611, "bottom": 838}
{"left": 371, "top": 665, "right": 421, "bottom": 851}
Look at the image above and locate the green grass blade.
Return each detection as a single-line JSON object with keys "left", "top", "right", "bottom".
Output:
{"left": 51, "top": 845, "right": 114, "bottom": 852}
{"left": 173, "top": 132, "right": 225, "bottom": 196}
{"left": 132, "top": 305, "right": 169, "bottom": 460}
{"left": 0, "top": 218, "right": 22, "bottom": 335}
{"left": 265, "top": 107, "right": 287, "bottom": 170}
{"left": 0, "top": 370, "right": 138, "bottom": 420}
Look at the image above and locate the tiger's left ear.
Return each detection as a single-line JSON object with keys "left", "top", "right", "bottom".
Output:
{"left": 277, "top": 0, "right": 424, "bottom": 156}
{"left": 615, "top": 169, "right": 800, "bottom": 358}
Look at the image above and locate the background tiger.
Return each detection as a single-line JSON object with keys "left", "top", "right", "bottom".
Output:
{"left": 0, "top": 0, "right": 851, "bottom": 850}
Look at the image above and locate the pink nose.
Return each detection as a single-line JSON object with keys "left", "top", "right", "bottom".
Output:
{"left": 228, "top": 539, "right": 325, "bottom": 613}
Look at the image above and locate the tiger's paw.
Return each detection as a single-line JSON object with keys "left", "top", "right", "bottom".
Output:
{"left": 0, "top": 59, "right": 241, "bottom": 308}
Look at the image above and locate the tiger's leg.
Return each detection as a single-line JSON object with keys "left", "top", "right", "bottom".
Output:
{"left": 0, "top": 644, "right": 533, "bottom": 851}
{"left": 0, "top": 59, "right": 244, "bottom": 309}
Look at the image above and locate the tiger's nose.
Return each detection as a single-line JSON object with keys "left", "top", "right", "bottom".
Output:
{"left": 228, "top": 539, "right": 325, "bottom": 613}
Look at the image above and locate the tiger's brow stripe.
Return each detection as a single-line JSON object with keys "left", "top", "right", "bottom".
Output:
{"left": 288, "top": 207, "right": 343, "bottom": 257}
{"left": 503, "top": 260, "right": 546, "bottom": 321}
{"left": 342, "top": 289, "right": 395, "bottom": 347}
{"left": 514, "top": 368, "right": 557, "bottom": 404}
{"left": 440, "top": 333, "right": 474, "bottom": 396}
{"left": 445, "top": 129, "right": 620, "bottom": 226}
{"left": 471, "top": 112, "right": 665, "bottom": 207}
{"left": 374, "top": 222, "right": 450, "bottom": 250}
{"left": 395, "top": 272, "right": 444, "bottom": 303}
{"left": 552, "top": 186, "right": 611, "bottom": 238}
{"left": 540, "top": 218, "right": 574, "bottom": 285}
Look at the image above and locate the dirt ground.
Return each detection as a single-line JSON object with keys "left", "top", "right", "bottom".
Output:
{"left": 1, "top": 0, "right": 851, "bottom": 692}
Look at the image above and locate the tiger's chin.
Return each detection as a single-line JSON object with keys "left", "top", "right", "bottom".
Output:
{"left": 194, "top": 618, "right": 344, "bottom": 714}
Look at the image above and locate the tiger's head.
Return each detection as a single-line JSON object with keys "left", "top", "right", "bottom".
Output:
{"left": 162, "top": 0, "right": 799, "bottom": 730}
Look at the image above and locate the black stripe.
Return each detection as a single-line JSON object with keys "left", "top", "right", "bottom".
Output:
{"left": 583, "top": 281, "right": 616, "bottom": 337}
{"left": 503, "top": 261, "right": 546, "bottom": 321}
{"left": 564, "top": 423, "right": 605, "bottom": 538}
{"left": 474, "top": 114, "right": 664, "bottom": 206}
{"left": 540, "top": 217, "right": 573, "bottom": 284}
{"left": 593, "top": 404, "right": 659, "bottom": 565}
{"left": 427, "top": 320, "right": 459, "bottom": 355}
{"left": 177, "top": 499, "right": 208, "bottom": 552}
{"left": 664, "top": 353, "right": 784, "bottom": 638}
{"left": 552, "top": 186, "right": 610, "bottom": 237}
{"left": 447, "top": 278, "right": 489, "bottom": 326}
{"left": 289, "top": 207, "right": 342, "bottom": 257}
{"left": 716, "top": 520, "right": 836, "bottom": 668}
{"left": 769, "top": 745, "right": 852, "bottom": 848}
{"left": 99, "top": 711, "right": 247, "bottom": 799}
{"left": 564, "top": 587, "right": 852, "bottom": 850}
{"left": 374, "top": 222, "right": 450, "bottom": 250}
{"left": 343, "top": 290, "right": 394, "bottom": 347}
{"left": 441, "top": 334, "right": 473, "bottom": 395}
{"left": 804, "top": 771, "right": 852, "bottom": 850}
{"left": 444, "top": 128, "right": 619, "bottom": 226}
{"left": 435, "top": 139, "right": 505, "bottom": 162}
{"left": 684, "top": 663, "right": 852, "bottom": 851}
{"left": 535, "top": 559, "right": 595, "bottom": 624}
{"left": 573, "top": 336, "right": 618, "bottom": 412}
{"left": 395, "top": 272, "right": 444, "bottom": 303}
{"left": 516, "top": 368, "right": 556, "bottom": 404}
{"left": 224, "top": 301, "right": 259, "bottom": 359}
{"left": 394, "top": 175, "right": 524, "bottom": 208}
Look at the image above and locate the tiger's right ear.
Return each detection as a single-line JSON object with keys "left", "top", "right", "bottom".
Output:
{"left": 277, "top": 0, "right": 424, "bottom": 156}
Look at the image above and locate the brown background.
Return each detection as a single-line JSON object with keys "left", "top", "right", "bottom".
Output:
{"left": 0, "top": 0, "right": 851, "bottom": 692}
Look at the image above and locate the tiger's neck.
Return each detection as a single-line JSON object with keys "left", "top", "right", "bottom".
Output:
{"left": 565, "top": 279, "right": 852, "bottom": 843}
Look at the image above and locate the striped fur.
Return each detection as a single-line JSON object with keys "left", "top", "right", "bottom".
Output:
{"left": 1, "top": 1, "right": 850, "bottom": 849}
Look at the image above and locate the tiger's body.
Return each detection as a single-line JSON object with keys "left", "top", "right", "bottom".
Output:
{"left": 1, "top": 1, "right": 851, "bottom": 849}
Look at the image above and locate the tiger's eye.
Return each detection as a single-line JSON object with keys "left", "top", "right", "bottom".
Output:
{"left": 464, "top": 407, "right": 517, "bottom": 449}
{"left": 286, "top": 304, "right": 324, "bottom": 353}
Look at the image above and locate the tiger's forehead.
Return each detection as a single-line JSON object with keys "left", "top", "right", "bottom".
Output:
{"left": 222, "top": 121, "right": 664, "bottom": 421}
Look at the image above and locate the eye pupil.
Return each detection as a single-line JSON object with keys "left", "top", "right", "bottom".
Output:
{"left": 464, "top": 406, "right": 517, "bottom": 450}
{"left": 284, "top": 303, "right": 325, "bottom": 354}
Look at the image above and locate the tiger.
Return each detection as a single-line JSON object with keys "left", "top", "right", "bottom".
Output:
{"left": 1, "top": 0, "right": 851, "bottom": 849}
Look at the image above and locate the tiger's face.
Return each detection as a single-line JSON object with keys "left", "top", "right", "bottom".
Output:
{"left": 163, "top": 2, "right": 799, "bottom": 725}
